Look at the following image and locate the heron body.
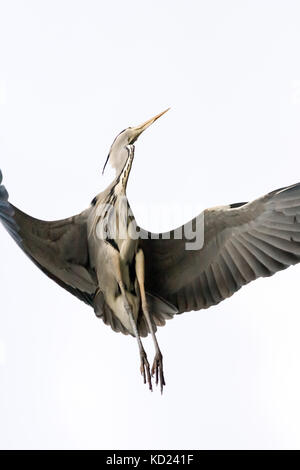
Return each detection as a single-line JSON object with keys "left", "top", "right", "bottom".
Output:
{"left": 88, "top": 147, "right": 140, "bottom": 334}
{"left": 1, "top": 108, "right": 300, "bottom": 393}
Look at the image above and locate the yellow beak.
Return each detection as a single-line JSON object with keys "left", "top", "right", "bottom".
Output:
{"left": 132, "top": 108, "right": 170, "bottom": 136}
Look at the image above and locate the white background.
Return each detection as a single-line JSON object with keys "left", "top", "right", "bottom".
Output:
{"left": 1, "top": 0, "right": 300, "bottom": 450}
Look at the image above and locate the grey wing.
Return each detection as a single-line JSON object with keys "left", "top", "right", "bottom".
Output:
{"left": 139, "top": 182, "right": 300, "bottom": 315}
{"left": 0, "top": 170, "right": 97, "bottom": 306}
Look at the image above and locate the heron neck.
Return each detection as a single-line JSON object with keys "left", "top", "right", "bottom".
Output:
{"left": 115, "top": 148, "right": 134, "bottom": 192}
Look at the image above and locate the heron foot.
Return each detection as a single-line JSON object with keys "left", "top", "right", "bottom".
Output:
{"left": 140, "top": 351, "right": 152, "bottom": 391}
{"left": 151, "top": 351, "right": 165, "bottom": 394}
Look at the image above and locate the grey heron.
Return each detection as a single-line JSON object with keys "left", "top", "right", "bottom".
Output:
{"left": 1, "top": 109, "right": 300, "bottom": 393}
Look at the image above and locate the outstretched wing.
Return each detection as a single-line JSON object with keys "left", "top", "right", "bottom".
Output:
{"left": 139, "top": 182, "right": 300, "bottom": 314}
{"left": 0, "top": 170, "right": 97, "bottom": 306}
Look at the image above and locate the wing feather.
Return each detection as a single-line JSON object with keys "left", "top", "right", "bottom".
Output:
{"left": 139, "top": 182, "right": 300, "bottom": 315}
{"left": 0, "top": 170, "right": 97, "bottom": 306}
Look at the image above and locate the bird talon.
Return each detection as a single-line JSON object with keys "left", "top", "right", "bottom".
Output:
{"left": 140, "top": 354, "right": 152, "bottom": 391}
{"left": 140, "top": 364, "right": 146, "bottom": 383}
{"left": 151, "top": 352, "right": 165, "bottom": 393}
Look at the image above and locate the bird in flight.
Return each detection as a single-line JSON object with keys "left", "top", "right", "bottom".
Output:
{"left": 1, "top": 109, "right": 300, "bottom": 393}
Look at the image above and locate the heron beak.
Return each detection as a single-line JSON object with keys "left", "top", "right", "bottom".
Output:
{"left": 131, "top": 108, "right": 170, "bottom": 140}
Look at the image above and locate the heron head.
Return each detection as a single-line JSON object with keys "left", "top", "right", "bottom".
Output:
{"left": 102, "top": 108, "right": 170, "bottom": 175}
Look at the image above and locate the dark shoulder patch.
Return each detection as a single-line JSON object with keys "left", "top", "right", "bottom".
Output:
{"left": 91, "top": 196, "right": 98, "bottom": 206}
{"left": 230, "top": 201, "right": 247, "bottom": 209}
{"left": 106, "top": 238, "right": 119, "bottom": 251}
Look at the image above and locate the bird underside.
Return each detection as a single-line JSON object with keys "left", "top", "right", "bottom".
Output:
{"left": 87, "top": 155, "right": 180, "bottom": 392}
{"left": 93, "top": 264, "right": 177, "bottom": 392}
{"left": 88, "top": 189, "right": 177, "bottom": 392}
{"left": 94, "top": 274, "right": 177, "bottom": 393}
{"left": 2, "top": 163, "right": 300, "bottom": 392}
{"left": 92, "top": 249, "right": 175, "bottom": 392}
{"left": 94, "top": 288, "right": 178, "bottom": 337}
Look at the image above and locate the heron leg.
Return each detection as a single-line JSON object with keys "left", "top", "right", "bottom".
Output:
{"left": 111, "top": 252, "right": 152, "bottom": 391}
{"left": 135, "top": 249, "right": 165, "bottom": 394}
{"left": 127, "top": 297, "right": 152, "bottom": 390}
